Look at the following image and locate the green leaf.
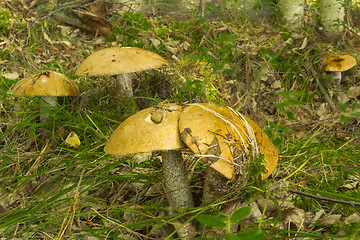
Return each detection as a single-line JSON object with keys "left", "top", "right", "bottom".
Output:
{"left": 1, "top": 155, "right": 11, "bottom": 164}
{"left": 277, "top": 99, "right": 305, "bottom": 109}
{"left": 350, "top": 111, "right": 360, "bottom": 118}
{"left": 235, "top": 228, "right": 264, "bottom": 240}
{"left": 230, "top": 206, "right": 251, "bottom": 222}
{"left": 156, "top": 27, "right": 169, "bottom": 37}
{"left": 340, "top": 114, "right": 351, "bottom": 123}
{"left": 337, "top": 102, "right": 349, "bottom": 112}
{"left": 285, "top": 110, "right": 296, "bottom": 120}
{"left": 197, "top": 214, "right": 227, "bottom": 228}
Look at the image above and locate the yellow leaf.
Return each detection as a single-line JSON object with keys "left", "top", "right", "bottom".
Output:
{"left": 65, "top": 132, "right": 81, "bottom": 148}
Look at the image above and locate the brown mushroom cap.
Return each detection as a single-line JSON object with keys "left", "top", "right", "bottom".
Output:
{"left": 11, "top": 71, "right": 79, "bottom": 96}
{"left": 75, "top": 47, "right": 170, "bottom": 77}
{"left": 323, "top": 55, "right": 357, "bottom": 72}
{"left": 179, "top": 103, "right": 278, "bottom": 180}
{"left": 104, "top": 104, "right": 186, "bottom": 156}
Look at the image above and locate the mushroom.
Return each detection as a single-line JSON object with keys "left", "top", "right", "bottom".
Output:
{"left": 11, "top": 71, "right": 79, "bottom": 120}
{"left": 75, "top": 47, "right": 169, "bottom": 97}
{"left": 104, "top": 104, "right": 194, "bottom": 212}
{"left": 179, "top": 103, "right": 278, "bottom": 180}
{"left": 179, "top": 103, "right": 278, "bottom": 204}
{"left": 105, "top": 103, "right": 278, "bottom": 210}
{"left": 323, "top": 55, "right": 357, "bottom": 84}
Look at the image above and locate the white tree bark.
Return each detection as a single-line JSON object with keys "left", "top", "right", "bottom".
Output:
{"left": 238, "top": 0, "right": 274, "bottom": 23}
{"left": 278, "top": 0, "right": 304, "bottom": 28}
{"left": 319, "top": 0, "right": 345, "bottom": 36}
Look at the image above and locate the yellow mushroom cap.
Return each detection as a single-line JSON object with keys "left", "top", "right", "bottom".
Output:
{"left": 323, "top": 55, "right": 357, "bottom": 72}
{"left": 104, "top": 104, "right": 186, "bottom": 155}
{"left": 242, "top": 114, "right": 278, "bottom": 178}
{"left": 179, "top": 103, "right": 278, "bottom": 180}
{"left": 105, "top": 103, "right": 278, "bottom": 180}
{"left": 75, "top": 47, "right": 170, "bottom": 77}
{"left": 11, "top": 71, "right": 79, "bottom": 96}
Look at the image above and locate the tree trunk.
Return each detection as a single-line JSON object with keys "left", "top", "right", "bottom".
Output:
{"left": 277, "top": 0, "right": 304, "bottom": 29}
{"left": 319, "top": 0, "right": 345, "bottom": 37}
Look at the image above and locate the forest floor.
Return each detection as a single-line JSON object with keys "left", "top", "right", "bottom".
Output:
{"left": 1, "top": 1, "right": 360, "bottom": 239}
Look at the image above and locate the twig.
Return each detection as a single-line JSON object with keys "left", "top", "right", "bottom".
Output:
{"left": 289, "top": 189, "right": 360, "bottom": 207}
{"left": 309, "top": 66, "right": 337, "bottom": 112}
{"left": 286, "top": 116, "right": 340, "bottom": 128}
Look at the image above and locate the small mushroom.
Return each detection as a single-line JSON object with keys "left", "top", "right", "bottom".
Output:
{"left": 104, "top": 104, "right": 194, "bottom": 212}
{"left": 75, "top": 47, "right": 169, "bottom": 97}
{"left": 323, "top": 55, "right": 356, "bottom": 84}
{"left": 11, "top": 71, "right": 79, "bottom": 120}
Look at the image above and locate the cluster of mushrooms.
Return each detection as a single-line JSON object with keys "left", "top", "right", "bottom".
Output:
{"left": 104, "top": 103, "right": 279, "bottom": 212}
{"left": 10, "top": 46, "right": 169, "bottom": 102}
{"left": 9, "top": 46, "right": 281, "bottom": 212}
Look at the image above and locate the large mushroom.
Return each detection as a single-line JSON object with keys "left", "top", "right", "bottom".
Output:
{"left": 75, "top": 47, "right": 169, "bottom": 97}
{"left": 104, "top": 104, "right": 194, "bottom": 212}
{"left": 323, "top": 55, "right": 357, "bottom": 84}
{"left": 179, "top": 103, "right": 278, "bottom": 180}
{"left": 179, "top": 103, "right": 278, "bottom": 204}
{"left": 105, "top": 103, "right": 278, "bottom": 211}
{"left": 11, "top": 71, "right": 79, "bottom": 120}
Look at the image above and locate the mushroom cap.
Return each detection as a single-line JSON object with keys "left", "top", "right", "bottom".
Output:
{"left": 75, "top": 47, "right": 170, "bottom": 77}
{"left": 104, "top": 104, "right": 186, "bottom": 156}
{"left": 11, "top": 71, "right": 79, "bottom": 96}
{"left": 179, "top": 103, "right": 278, "bottom": 180}
{"left": 243, "top": 113, "right": 278, "bottom": 178}
{"left": 323, "top": 55, "right": 357, "bottom": 72}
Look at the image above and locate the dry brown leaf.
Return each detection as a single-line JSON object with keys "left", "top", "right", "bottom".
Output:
{"left": 348, "top": 86, "right": 360, "bottom": 99}
{"left": 320, "top": 214, "right": 342, "bottom": 225}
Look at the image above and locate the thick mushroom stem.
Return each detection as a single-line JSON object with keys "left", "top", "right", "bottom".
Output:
{"left": 40, "top": 96, "right": 57, "bottom": 122}
{"left": 329, "top": 71, "right": 342, "bottom": 85}
{"left": 42, "top": 96, "right": 56, "bottom": 107}
{"left": 161, "top": 150, "right": 194, "bottom": 213}
{"left": 116, "top": 73, "right": 133, "bottom": 97}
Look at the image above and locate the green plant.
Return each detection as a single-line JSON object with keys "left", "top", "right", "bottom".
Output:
{"left": 276, "top": 90, "right": 312, "bottom": 120}
{"left": 196, "top": 206, "right": 264, "bottom": 240}
{"left": 173, "top": 58, "right": 223, "bottom": 104}
{"left": 0, "top": 8, "right": 25, "bottom": 37}
{"left": 110, "top": 12, "right": 153, "bottom": 47}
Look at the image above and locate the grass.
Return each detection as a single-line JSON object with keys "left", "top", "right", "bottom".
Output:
{"left": 1, "top": 2, "right": 360, "bottom": 239}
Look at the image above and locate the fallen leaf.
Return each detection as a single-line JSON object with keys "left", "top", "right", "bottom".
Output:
{"left": 337, "top": 92, "right": 349, "bottom": 104}
{"left": 3, "top": 72, "right": 20, "bottom": 80}
{"left": 348, "top": 86, "right": 360, "bottom": 99}
{"left": 320, "top": 214, "right": 342, "bottom": 225}
{"left": 65, "top": 131, "right": 81, "bottom": 148}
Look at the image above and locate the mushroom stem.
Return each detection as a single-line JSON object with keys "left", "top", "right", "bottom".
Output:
{"left": 161, "top": 150, "right": 194, "bottom": 212}
{"left": 116, "top": 73, "right": 133, "bottom": 97}
{"left": 42, "top": 96, "right": 56, "bottom": 107}
{"left": 40, "top": 96, "right": 56, "bottom": 122}
{"left": 329, "top": 71, "right": 342, "bottom": 85}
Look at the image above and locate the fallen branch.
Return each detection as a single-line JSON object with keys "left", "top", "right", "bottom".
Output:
{"left": 289, "top": 189, "right": 360, "bottom": 207}
{"left": 309, "top": 66, "right": 337, "bottom": 112}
